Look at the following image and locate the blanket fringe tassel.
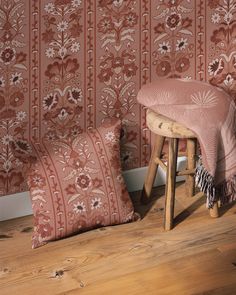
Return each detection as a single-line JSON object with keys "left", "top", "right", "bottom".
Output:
{"left": 195, "top": 161, "right": 236, "bottom": 209}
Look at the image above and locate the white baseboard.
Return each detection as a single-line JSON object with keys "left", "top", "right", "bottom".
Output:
{"left": 0, "top": 157, "right": 186, "bottom": 222}
{"left": 0, "top": 191, "right": 32, "bottom": 222}
{"left": 123, "top": 156, "right": 186, "bottom": 192}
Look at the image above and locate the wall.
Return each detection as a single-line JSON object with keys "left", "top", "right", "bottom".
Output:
{"left": 0, "top": 0, "right": 235, "bottom": 197}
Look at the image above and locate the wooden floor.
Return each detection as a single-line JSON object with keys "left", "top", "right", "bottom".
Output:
{"left": 0, "top": 183, "right": 236, "bottom": 295}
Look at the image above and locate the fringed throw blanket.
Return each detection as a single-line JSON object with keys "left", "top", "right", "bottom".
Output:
{"left": 137, "top": 79, "right": 236, "bottom": 208}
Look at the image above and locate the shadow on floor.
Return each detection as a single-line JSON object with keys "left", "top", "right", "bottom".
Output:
{"left": 219, "top": 201, "right": 236, "bottom": 217}
{"left": 130, "top": 182, "right": 236, "bottom": 225}
{"left": 174, "top": 195, "right": 206, "bottom": 227}
{"left": 130, "top": 182, "right": 182, "bottom": 219}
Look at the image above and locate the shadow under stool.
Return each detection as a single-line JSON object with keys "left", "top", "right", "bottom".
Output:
{"left": 142, "top": 109, "right": 219, "bottom": 230}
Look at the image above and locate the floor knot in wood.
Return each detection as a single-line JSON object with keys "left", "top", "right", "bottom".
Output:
{"left": 52, "top": 270, "right": 65, "bottom": 279}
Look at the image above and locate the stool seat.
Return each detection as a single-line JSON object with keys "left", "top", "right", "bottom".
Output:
{"left": 147, "top": 109, "right": 196, "bottom": 139}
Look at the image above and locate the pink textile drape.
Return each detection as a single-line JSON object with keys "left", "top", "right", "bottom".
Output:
{"left": 137, "top": 79, "right": 236, "bottom": 208}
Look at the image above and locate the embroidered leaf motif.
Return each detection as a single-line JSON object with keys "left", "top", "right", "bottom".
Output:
{"left": 154, "top": 8, "right": 169, "bottom": 19}
{"left": 103, "top": 88, "right": 117, "bottom": 99}
{"left": 14, "top": 64, "right": 27, "bottom": 70}
{"left": 68, "top": 194, "right": 81, "bottom": 204}
{"left": 64, "top": 169, "right": 77, "bottom": 181}
{"left": 121, "top": 35, "right": 134, "bottom": 42}
{"left": 154, "top": 33, "right": 167, "bottom": 43}
{"left": 121, "top": 29, "right": 135, "bottom": 36}
{"left": 52, "top": 141, "right": 70, "bottom": 150}
{"left": 84, "top": 167, "right": 100, "bottom": 174}
{"left": 91, "top": 188, "right": 105, "bottom": 195}
{"left": 179, "top": 29, "right": 193, "bottom": 35}
{"left": 120, "top": 82, "right": 135, "bottom": 97}
{"left": 32, "top": 194, "right": 46, "bottom": 203}
{"left": 177, "top": 6, "right": 193, "bottom": 13}
{"left": 102, "top": 38, "right": 116, "bottom": 48}
{"left": 101, "top": 33, "right": 116, "bottom": 40}
{"left": 9, "top": 3, "right": 24, "bottom": 18}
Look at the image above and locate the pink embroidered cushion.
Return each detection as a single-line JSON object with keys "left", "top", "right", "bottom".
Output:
{"left": 27, "top": 119, "right": 134, "bottom": 248}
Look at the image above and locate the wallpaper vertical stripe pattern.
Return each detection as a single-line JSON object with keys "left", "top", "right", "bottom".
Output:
{"left": 0, "top": 0, "right": 235, "bottom": 197}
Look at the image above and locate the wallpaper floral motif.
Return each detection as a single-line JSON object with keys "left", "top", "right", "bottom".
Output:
{"left": 0, "top": 0, "right": 30, "bottom": 195}
{"left": 0, "top": 0, "right": 235, "bottom": 197}
{"left": 41, "top": 1, "right": 84, "bottom": 144}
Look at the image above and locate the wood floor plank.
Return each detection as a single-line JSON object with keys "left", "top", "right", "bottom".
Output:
{"left": 193, "top": 283, "right": 236, "bottom": 295}
{"left": 59, "top": 249, "right": 236, "bottom": 295}
{"left": 0, "top": 184, "right": 235, "bottom": 295}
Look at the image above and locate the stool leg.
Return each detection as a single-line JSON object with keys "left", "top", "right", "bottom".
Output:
{"left": 164, "top": 138, "right": 178, "bottom": 231}
{"left": 141, "top": 134, "right": 165, "bottom": 204}
{"left": 209, "top": 202, "right": 219, "bottom": 218}
{"left": 186, "top": 138, "right": 197, "bottom": 198}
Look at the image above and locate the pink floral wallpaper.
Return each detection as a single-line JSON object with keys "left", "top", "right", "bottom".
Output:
{"left": 0, "top": 0, "right": 235, "bottom": 197}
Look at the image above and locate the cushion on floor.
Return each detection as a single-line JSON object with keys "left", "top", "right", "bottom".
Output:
{"left": 26, "top": 119, "right": 134, "bottom": 248}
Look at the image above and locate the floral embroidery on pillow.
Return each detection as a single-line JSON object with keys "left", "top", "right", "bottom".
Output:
{"left": 27, "top": 119, "right": 134, "bottom": 248}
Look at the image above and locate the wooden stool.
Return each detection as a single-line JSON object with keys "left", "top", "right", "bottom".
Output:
{"left": 142, "top": 109, "right": 219, "bottom": 230}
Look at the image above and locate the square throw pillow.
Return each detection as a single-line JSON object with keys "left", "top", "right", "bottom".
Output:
{"left": 26, "top": 119, "right": 134, "bottom": 248}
